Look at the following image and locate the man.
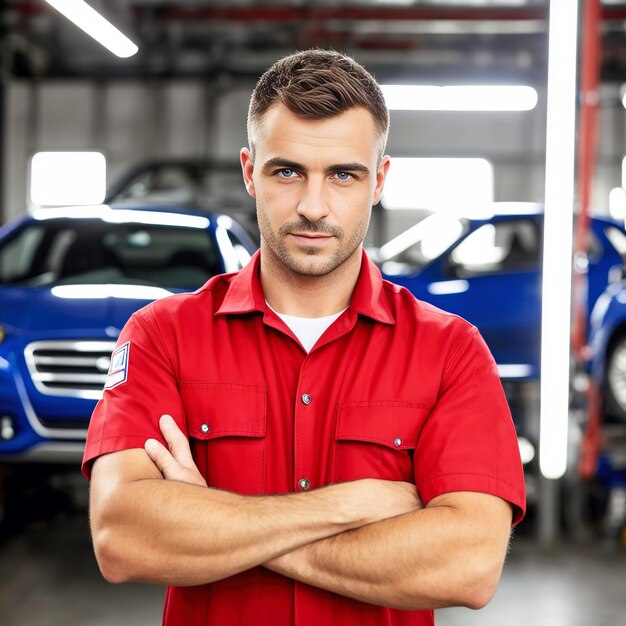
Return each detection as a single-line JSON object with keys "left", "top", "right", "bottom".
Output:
{"left": 84, "top": 50, "right": 525, "bottom": 626}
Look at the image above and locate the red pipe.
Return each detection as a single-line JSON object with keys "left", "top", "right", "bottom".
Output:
{"left": 150, "top": 7, "right": 548, "bottom": 23}
{"left": 573, "top": 0, "right": 602, "bottom": 357}
{"left": 15, "top": 2, "right": 626, "bottom": 22}
{"left": 575, "top": 0, "right": 603, "bottom": 479}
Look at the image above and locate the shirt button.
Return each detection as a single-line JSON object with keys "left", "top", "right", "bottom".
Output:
{"left": 201, "top": 423, "right": 210, "bottom": 434}
{"left": 298, "top": 478, "right": 311, "bottom": 491}
{"left": 301, "top": 393, "right": 312, "bottom": 405}
{"left": 393, "top": 437, "right": 402, "bottom": 447}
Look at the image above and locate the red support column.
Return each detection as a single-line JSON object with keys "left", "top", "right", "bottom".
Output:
{"left": 575, "top": 0, "right": 603, "bottom": 479}
{"left": 573, "top": 0, "right": 602, "bottom": 357}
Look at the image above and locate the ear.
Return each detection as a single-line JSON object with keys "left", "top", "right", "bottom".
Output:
{"left": 240, "top": 148, "right": 256, "bottom": 198}
{"left": 372, "top": 155, "right": 391, "bottom": 206}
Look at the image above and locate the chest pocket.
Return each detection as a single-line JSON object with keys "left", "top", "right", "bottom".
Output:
{"left": 333, "top": 401, "right": 431, "bottom": 483}
{"left": 181, "top": 382, "right": 267, "bottom": 495}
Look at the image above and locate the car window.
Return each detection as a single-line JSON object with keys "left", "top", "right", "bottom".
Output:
{"left": 0, "top": 218, "right": 222, "bottom": 290}
{"left": 447, "top": 219, "right": 540, "bottom": 278}
{"left": 604, "top": 225, "right": 626, "bottom": 259}
{"left": 226, "top": 229, "right": 253, "bottom": 270}
{"left": 120, "top": 168, "right": 197, "bottom": 203}
{"left": 0, "top": 225, "right": 46, "bottom": 283}
{"left": 378, "top": 214, "right": 467, "bottom": 275}
{"left": 586, "top": 229, "right": 603, "bottom": 263}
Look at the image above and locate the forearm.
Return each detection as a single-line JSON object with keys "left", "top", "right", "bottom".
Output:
{"left": 265, "top": 493, "right": 512, "bottom": 610}
{"left": 90, "top": 452, "right": 367, "bottom": 587}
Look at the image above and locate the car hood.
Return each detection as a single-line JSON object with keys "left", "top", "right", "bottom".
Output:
{"left": 0, "top": 283, "right": 175, "bottom": 337}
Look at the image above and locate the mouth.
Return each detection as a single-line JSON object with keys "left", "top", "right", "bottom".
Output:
{"left": 289, "top": 232, "right": 334, "bottom": 246}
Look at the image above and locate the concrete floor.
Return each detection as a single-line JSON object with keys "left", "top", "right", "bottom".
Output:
{"left": 1, "top": 485, "right": 625, "bottom": 626}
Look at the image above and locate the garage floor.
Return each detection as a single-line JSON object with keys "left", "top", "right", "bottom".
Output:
{"left": 1, "top": 480, "right": 625, "bottom": 626}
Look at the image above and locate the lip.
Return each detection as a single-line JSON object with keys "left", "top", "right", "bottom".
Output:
{"left": 289, "top": 233, "right": 334, "bottom": 246}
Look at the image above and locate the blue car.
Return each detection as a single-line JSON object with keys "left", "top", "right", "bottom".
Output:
{"left": 374, "top": 203, "right": 626, "bottom": 381}
{"left": 0, "top": 202, "right": 257, "bottom": 464}
{"left": 588, "top": 275, "right": 626, "bottom": 423}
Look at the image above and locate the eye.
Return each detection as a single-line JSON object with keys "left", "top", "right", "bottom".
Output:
{"left": 278, "top": 169, "right": 297, "bottom": 178}
{"left": 334, "top": 172, "right": 353, "bottom": 181}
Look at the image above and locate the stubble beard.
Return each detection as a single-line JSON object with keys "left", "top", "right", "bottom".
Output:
{"left": 257, "top": 207, "right": 369, "bottom": 277}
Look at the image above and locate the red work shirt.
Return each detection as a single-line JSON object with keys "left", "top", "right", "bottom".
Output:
{"left": 83, "top": 250, "right": 525, "bottom": 626}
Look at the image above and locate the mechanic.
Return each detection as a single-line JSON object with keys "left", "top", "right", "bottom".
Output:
{"left": 83, "top": 49, "right": 526, "bottom": 626}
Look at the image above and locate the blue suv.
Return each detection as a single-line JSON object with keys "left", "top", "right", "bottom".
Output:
{"left": 0, "top": 202, "right": 257, "bottom": 464}
{"left": 373, "top": 203, "right": 626, "bottom": 381}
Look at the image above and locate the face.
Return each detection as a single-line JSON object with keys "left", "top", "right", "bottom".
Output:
{"left": 241, "top": 104, "right": 390, "bottom": 278}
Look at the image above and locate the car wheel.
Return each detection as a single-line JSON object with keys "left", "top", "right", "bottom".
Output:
{"left": 606, "top": 335, "right": 626, "bottom": 421}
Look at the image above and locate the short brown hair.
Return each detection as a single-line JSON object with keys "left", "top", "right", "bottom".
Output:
{"left": 247, "top": 49, "right": 389, "bottom": 159}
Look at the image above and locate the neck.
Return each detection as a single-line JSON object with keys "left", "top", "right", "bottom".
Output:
{"left": 260, "top": 246, "right": 362, "bottom": 317}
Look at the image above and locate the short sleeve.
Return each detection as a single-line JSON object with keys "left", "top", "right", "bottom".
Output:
{"left": 413, "top": 327, "right": 526, "bottom": 525}
{"left": 81, "top": 308, "right": 185, "bottom": 479}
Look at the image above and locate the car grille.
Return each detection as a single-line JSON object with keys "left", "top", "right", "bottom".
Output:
{"left": 24, "top": 340, "right": 117, "bottom": 400}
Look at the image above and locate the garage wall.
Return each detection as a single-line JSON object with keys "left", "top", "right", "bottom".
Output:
{"left": 4, "top": 78, "right": 626, "bottom": 226}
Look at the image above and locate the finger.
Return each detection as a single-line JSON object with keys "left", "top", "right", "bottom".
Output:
{"left": 159, "top": 414, "right": 195, "bottom": 468}
{"left": 144, "top": 438, "right": 181, "bottom": 478}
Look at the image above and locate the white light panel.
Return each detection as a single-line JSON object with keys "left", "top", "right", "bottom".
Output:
{"left": 382, "top": 157, "right": 493, "bottom": 211}
{"left": 30, "top": 152, "right": 106, "bottom": 207}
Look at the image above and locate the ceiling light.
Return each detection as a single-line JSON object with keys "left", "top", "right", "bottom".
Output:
{"left": 44, "top": 1, "right": 138, "bottom": 58}
{"left": 381, "top": 85, "right": 538, "bottom": 111}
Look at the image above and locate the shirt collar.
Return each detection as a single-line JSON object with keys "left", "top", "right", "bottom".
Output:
{"left": 350, "top": 249, "right": 395, "bottom": 325}
{"left": 216, "top": 249, "right": 395, "bottom": 325}
{"left": 216, "top": 250, "right": 266, "bottom": 315}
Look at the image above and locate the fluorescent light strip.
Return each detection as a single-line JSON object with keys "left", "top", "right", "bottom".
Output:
{"left": 539, "top": 0, "right": 579, "bottom": 480}
{"left": 44, "top": 1, "right": 138, "bottom": 58}
{"left": 381, "top": 85, "right": 538, "bottom": 111}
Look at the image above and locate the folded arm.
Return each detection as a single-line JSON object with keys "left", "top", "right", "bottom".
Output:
{"left": 129, "top": 416, "right": 513, "bottom": 610}
{"left": 88, "top": 415, "right": 420, "bottom": 587}
{"left": 264, "top": 490, "right": 513, "bottom": 610}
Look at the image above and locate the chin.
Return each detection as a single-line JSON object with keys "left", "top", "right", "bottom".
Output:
{"left": 286, "top": 254, "right": 342, "bottom": 277}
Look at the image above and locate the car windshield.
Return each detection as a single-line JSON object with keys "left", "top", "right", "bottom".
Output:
{"left": 0, "top": 217, "right": 223, "bottom": 290}
{"left": 375, "top": 213, "right": 468, "bottom": 275}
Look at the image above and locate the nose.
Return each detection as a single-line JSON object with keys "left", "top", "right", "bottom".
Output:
{"left": 296, "top": 178, "right": 330, "bottom": 223}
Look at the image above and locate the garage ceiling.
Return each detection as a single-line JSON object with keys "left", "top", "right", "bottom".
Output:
{"left": 2, "top": 1, "right": 626, "bottom": 83}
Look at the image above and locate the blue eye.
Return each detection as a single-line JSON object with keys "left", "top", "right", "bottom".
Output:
{"left": 279, "top": 169, "right": 295, "bottom": 178}
{"left": 335, "top": 172, "right": 351, "bottom": 181}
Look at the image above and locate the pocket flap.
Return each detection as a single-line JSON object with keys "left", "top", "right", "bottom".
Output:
{"left": 336, "top": 401, "right": 431, "bottom": 450}
{"left": 181, "top": 382, "right": 267, "bottom": 440}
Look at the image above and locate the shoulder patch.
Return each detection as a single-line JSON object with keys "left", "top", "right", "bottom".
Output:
{"left": 104, "top": 341, "right": 130, "bottom": 390}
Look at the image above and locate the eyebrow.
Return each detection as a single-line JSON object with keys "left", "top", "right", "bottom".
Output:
{"left": 261, "top": 157, "right": 371, "bottom": 177}
{"left": 262, "top": 158, "right": 304, "bottom": 173}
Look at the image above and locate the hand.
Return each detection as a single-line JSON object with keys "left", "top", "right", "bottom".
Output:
{"left": 325, "top": 479, "right": 423, "bottom": 529}
{"left": 144, "top": 414, "right": 207, "bottom": 488}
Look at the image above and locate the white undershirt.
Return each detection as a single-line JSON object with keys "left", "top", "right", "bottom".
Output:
{"left": 269, "top": 305, "right": 346, "bottom": 352}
